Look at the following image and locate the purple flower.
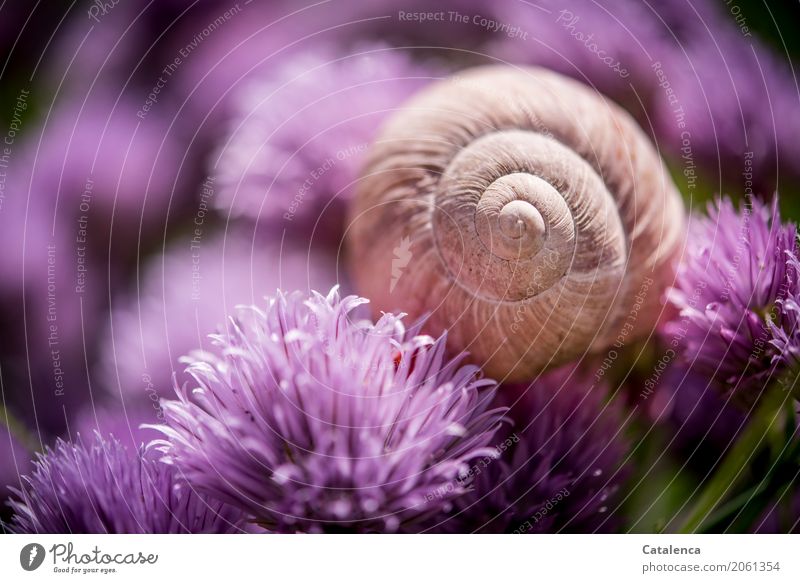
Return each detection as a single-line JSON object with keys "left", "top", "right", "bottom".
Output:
{"left": 651, "top": 2, "right": 800, "bottom": 187}
{"left": 490, "top": 0, "right": 800, "bottom": 187}
{"left": 645, "top": 364, "right": 746, "bottom": 458}
{"left": 160, "top": 2, "right": 314, "bottom": 128}
{"left": 212, "top": 46, "right": 434, "bottom": 242}
{"left": 665, "top": 197, "right": 797, "bottom": 406}
{"left": 153, "top": 288, "right": 505, "bottom": 533}
{"left": 73, "top": 405, "right": 164, "bottom": 454}
{"left": 0, "top": 150, "right": 104, "bottom": 434}
{"left": 14, "top": 92, "right": 186, "bottom": 248}
{"left": 769, "top": 252, "right": 800, "bottom": 374}
{"left": 98, "top": 230, "right": 340, "bottom": 408}
{"left": 47, "top": 2, "right": 159, "bottom": 98}
{"left": 1, "top": 424, "right": 32, "bottom": 506}
{"left": 0, "top": 89, "right": 188, "bottom": 432}
{"left": 427, "top": 367, "right": 630, "bottom": 533}
{"left": 162, "top": 1, "right": 480, "bottom": 129}
{"left": 490, "top": 0, "right": 677, "bottom": 102}
{"left": 7, "top": 433, "right": 245, "bottom": 534}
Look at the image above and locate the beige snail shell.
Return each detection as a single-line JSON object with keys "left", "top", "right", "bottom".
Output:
{"left": 347, "top": 65, "right": 685, "bottom": 382}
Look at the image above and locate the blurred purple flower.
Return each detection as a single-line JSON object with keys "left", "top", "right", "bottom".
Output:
{"left": 153, "top": 287, "right": 505, "bottom": 533}
{"left": 212, "top": 46, "right": 434, "bottom": 242}
{"left": 162, "top": 0, "right": 483, "bottom": 129}
{"left": 429, "top": 367, "right": 630, "bottom": 533}
{"left": 1, "top": 424, "right": 32, "bottom": 505}
{"left": 646, "top": 364, "right": 746, "bottom": 458}
{"left": 0, "top": 158, "right": 104, "bottom": 434}
{"left": 1, "top": 92, "right": 189, "bottom": 393}
{"left": 47, "top": 2, "right": 158, "bottom": 98}
{"left": 8, "top": 433, "right": 245, "bottom": 534}
{"left": 73, "top": 405, "right": 164, "bottom": 454}
{"left": 665, "top": 197, "right": 796, "bottom": 407}
{"left": 15, "top": 92, "right": 187, "bottom": 249}
{"left": 651, "top": 2, "right": 800, "bottom": 187}
{"left": 98, "top": 229, "right": 340, "bottom": 410}
{"left": 491, "top": 0, "right": 800, "bottom": 187}
{"left": 490, "top": 0, "right": 677, "bottom": 102}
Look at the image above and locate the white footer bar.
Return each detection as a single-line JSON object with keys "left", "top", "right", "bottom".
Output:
{"left": 1, "top": 534, "right": 797, "bottom": 582}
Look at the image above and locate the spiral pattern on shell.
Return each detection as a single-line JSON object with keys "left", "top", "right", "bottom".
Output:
{"left": 347, "top": 66, "right": 685, "bottom": 381}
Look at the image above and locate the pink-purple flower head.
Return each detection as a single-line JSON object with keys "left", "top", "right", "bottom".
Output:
{"left": 212, "top": 46, "right": 434, "bottom": 243}
{"left": 14, "top": 92, "right": 186, "bottom": 244}
{"left": 0, "top": 151, "right": 105, "bottom": 435}
{"left": 153, "top": 287, "right": 505, "bottom": 533}
{"left": 7, "top": 433, "right": 244, "bottom": 534}
{"left": 651, "top": 2, "right": 800, "bottom": 188}
{"left": 490, "top": 0, "right": 800, "bottom": 188}
{"left": 99, "top": 230, "right": 339, "bottom": 407}
{"left": 1, "top": 425, "right": 32, "bottom": 509}
{"left": 666, "top": 197, "right": 797, "bottom": 406}
{"left": 769, "top": 252, "right": 800, "bottom": 378}
{"left": 73, "top": 405, "right": 165, "bottom": 455}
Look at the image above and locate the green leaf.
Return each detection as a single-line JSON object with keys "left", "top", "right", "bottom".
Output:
{"left": 678, "top": 386, "right": 793, "bottom": 533}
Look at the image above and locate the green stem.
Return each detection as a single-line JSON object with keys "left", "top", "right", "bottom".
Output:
{"left": 678, "top": 386, "right": 792, "bottom": 533}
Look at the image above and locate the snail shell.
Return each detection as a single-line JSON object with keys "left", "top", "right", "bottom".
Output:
{"left": 347, "top": 66, "right": 685, "bottom": 381}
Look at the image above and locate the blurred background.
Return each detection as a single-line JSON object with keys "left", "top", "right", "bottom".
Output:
{"left": 0, "top": 0, "right": 798, "bottom": 531}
